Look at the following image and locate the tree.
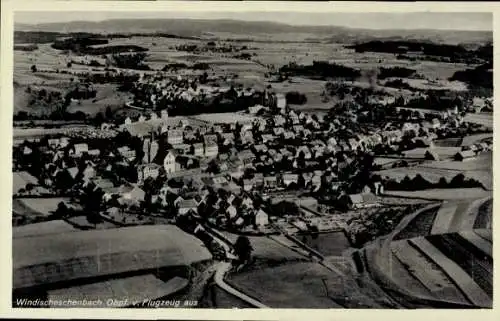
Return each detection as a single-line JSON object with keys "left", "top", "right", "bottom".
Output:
{"left": 31, "top": 65, "right": 37, "bottom": 73}
{"left": 105, "top": 106, "right": 113, "bottom": 119}
{"left": 53, "top": 201, "right": 69, "bottom": 219}
{"left": 234, "top": 235, "right": 253, "bottom": 263}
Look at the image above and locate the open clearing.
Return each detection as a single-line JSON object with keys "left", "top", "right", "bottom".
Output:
{"left": 13, "top": 197, "right": 71, "bottom": 217}
{"left": 384, "top": 188, "right": 491, "bottom": 200}
{"left": 221, "top": 231, "right": 307, "bottom": 262}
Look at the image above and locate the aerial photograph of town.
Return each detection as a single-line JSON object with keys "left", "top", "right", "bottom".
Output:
{"left": 11, "top": 9, "right": 493, "bottom": 309}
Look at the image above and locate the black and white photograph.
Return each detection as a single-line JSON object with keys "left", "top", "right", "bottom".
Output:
{"left": 5, "top": 2, "right": 494, "bottom": 312}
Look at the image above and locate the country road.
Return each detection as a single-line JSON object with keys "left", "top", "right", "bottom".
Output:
{"left": 214, "top": 261, "right": 269, "bottom": 308}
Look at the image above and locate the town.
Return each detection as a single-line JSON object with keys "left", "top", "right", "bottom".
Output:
{"left": 11, "top": 12, "right": 493, "bottom": 309}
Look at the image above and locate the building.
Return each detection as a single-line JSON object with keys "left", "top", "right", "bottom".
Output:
{"left": 276, "top": 93, "right": 286, "bottom": 109}
{"left": 167, "top": 130, "right": 184, "bottom": 145}
{"left": 226, "top": 205, "right": 238, "bottom": 219}
{"left": 117, "top": 146, "right": 136, "bottom": 161}
{"left": 164, "top": 150, "right": 181, "bottom": 174}
{"left": 142, "top": 138, "right": 159, "bottom": 163}
{"left": 454, "top": 150, "right": 476, "bottom": 162}
{"left": 204, "top": 143, "right": 219, "bottom": 158}
{"left": 137, "top": 164, "right": 161, "bottom": 183}
{"left": 178, "top": 199, "right": 198, "bottom": 216}
{"left": 343, "top": 193, "right": 379, "bottom": 209}
{"left": 255, "top": 209, "right": 269, "bottom": 227}
{"left": 264, "top": 176, "right": 278, "bottom": 189}
{"left": 193, "top": 143, "right": 204, "bottom": 157}
{"left": 72, "top": 143, "right": 88, "bottom": 156}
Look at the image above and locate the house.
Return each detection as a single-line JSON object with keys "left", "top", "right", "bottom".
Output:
{"left": 273, "top": 127, "right": 285, "bottom": 136}
{"left": 23, "top": 146, "right": 32, "bottom": 155}
{"left": 234, "top": 217, "right": 245, "bottom": 227}
{"left": 249, "top": 104, "right": 265, "bottom": 114}
{"left": 238, "top": 150, "right": 256, "bottom": 166}
{"left": 178, "top": 199, "right": 198, "bottom": 215}
{"left": 221, "top": 133, "right": 235, "bottom": 145}
{"left": 171, "top": 143, "right": 191, "bottom": 154}
{"left": 296, "top": 146, "right": 312, "bottom": 159}
{"left": 117, "top": 146, "right": 136, "bottom": 161}
{"left": 167, "top": 130, "right": 184, "bottom": 145}
{"left": 204, "top": 134, "right": 218, "bottom": 145}
{"left": 293, "top": 125, "right": 304, "bottom": 133}
{"left": 264, "top": 176, "right": 278, "bottom": 189}
{"left": 343, "top": 193, "right": 379, "bottom": 209}
{"left": 72, "top": 143, "right": 88, "bottom": 156}
{"left": 242, "top": 197, "right": 254, "bottom": 209}
{"left": 274, "top": 115, "right": 286, "bottom": 127}
{"left": 124, "top": 117, "right": 132, "bottom": 125}
{"left": 261, "top": 134, "right": 275, "bottom": 143}
{"left": 283, "top": 131, "right": 295, "bottom": 140}
{"left": 67, "top": 167, "right": 79, "bottom": 180}
{"left": 253, "top": 173, "right": 264, "bottom": 187}
{"left": 241, "top": 131, "right": 254, "bottom": 144}
{"left": 88, "top": 149, "right": 101, "bottom": 157}
{"left": 205, "top": 143, "right": 219, "bottom": 158}
{"left": 282, "top": 174, "right": 299, "bottom": 186}
{"left": 425, "top": 150, "right": 440, "bottom": 161}
{"left": 454, "top": 150, "right": 476, "bottom": 161}
{"left": 193, "top": 143, "right": 204, "bottom": 157}
{"left": 254, "top": 144, "right": 268, "bottom": 153}
{"left": 48, "top": 138, "right": 60, "bottom": 148}
{"left": 243, "top": 179, "right": 254, "bottom": 191}
{"left": 226, "top": 205, "right": 238, "bottom": 219}
{"left": 163, "top": 150, "right": 181, "bottom": 174}
{"left": 120, "top": 185, "right": 146, "bottom": 204}
{"left": 83, "top": 165, "right": 96, "bottom": 181}
{"left": 276, "top": 93, "right": 286, "bottom": 109}
{"left": 137, "top": 163, "right": 161, "bottom": 183}
{"left": 255, "top": 209, "right": 269, "bottom": 227}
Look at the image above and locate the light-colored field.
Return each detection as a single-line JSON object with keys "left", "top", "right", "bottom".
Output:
{"left": 13, "top": 220, "right": 77, "bottom": 238}
{"left": 463, "top": 113, "right": 493, "bottom": 128}
{"left": 228, "top": 262, "right": 344, "bottom": 308}
{"left": 375, "top": 166, "right": 460, "bottom": 183}
{"left": 460, "top": 133, "right": 493, "bottom": 146}
{"left": 13, "top": 225, "right": 212, "bottom": 289}
{"left": 191, "top": 112, "right": 258, "bottom": 124}
{"left": 14, "top": 197, "right": 71, "bottom": 217}
{"left": 420, "top": 151, "right": 492, "bottom": 171}
{"left": 383, "top": 188, "right": 491, "bottom": 200}
{"left": 221, "top": 232, "right": 307, "bottom": 262}
{"left": 13, "top": 171, "right": 38, "bottom": 194}
{"left": 403, "top": 147, "right": 462, "bottom": 159}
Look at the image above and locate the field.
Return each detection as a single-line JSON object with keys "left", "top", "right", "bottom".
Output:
{"left": 299, "top": 231, "right": 352, "bottom": 256}
{"left": 228, "top": 261, "right": 344, "bottom": 308}
{"left": 402, "top": 147, "right": 462, "bottom": 160}
{"left": 191, "top": 112, "right": 258, "bottom": 124}
{"left": 383, "top": 188, "right": 491, "bottom": 200}
{"left": 460, "top": 133, "right": 493, "bottom": 146}
{"left": 221, "top": 231, "right": 308, "bottom": 263}
{"left": 13, "top": 197, "right": 70, "bottom": 217}
{"left": 13, "top": 171, "right": 38, "bottom": 194}
{"left": 463, "top": 113, "right": 493, "bottom": 129}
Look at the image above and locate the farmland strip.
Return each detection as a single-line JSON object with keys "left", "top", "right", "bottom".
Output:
{"left": 430, "top": 202, "right": 457, "bottom": 235}
{"left": 458, "top": 231, "right": 492, "bottom": 258}
{"left": 474, "top": 229, "right": 492, "bottom": 242}
{"left": 424, "top": 234, "right": 492, "bottom": 298}
{"left": 459, "top": 198, "right": 485, "bottom": 231}
{"left": 409, "top": 237, "right": 491, "bottom": 307}
{"left": 391, "top": 241, "right": 457, "bottom": 295}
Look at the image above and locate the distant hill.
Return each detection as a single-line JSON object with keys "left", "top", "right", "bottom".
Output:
{"left": 15, "top": 18, "right": 492, "bottom": 45}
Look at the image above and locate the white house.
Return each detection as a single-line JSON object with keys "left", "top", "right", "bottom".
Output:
{"left": 205, "top": 143, "right": 219, "bottom": 158}
{"left": 255, "top": 209, "right": 269, "bottom": 227}
{"left": 163, "top": 150, "right": 181, "bottom": 174}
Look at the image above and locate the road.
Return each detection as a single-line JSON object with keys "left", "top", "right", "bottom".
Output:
{"left": 213, "top": 261, "right": 269, "bottom": 308}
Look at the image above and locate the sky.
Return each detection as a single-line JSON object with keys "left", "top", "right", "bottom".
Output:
{"left": 15, "top": 12, "right": 492, "bottom": 31}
